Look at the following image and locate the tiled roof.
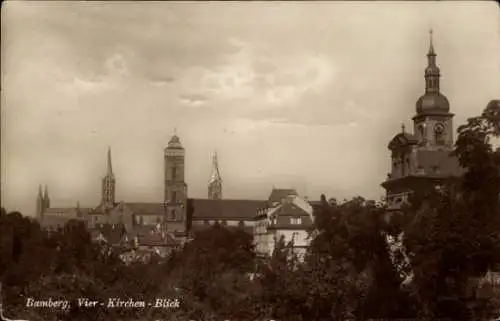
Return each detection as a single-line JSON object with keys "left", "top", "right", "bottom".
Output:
{"left": 416, "top": 150, "right": 464, "bottom": 177}
{"left": 268, "top": 188, "right": 298, "bottom": 203}
{"left": 190, "top": 198, "right": 266, "bottom": 219}
{"left": 269, "top": 201, "right": 314, "bottom": 227}
{"left": 125, "top": 202, "right": 165, "bottom": 215}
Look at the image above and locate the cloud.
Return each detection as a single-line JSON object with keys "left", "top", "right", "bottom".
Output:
{"left": 179, "top": 93, "right": 208, "bottom": 107}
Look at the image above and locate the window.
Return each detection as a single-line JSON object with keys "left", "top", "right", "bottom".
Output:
{"left": 291, "top": 217, "right": 302, "bottom": 225}
{"left": 170, "top": 209, "right": 176, "bottom": 220}
{"left": 418, "top": 125, "right": 425, "bottom": 141}
{"left": 171, "top": 191, "right": 177, "bottom": 203}
{"left": 434, "top": 123, "right": 445, "bottom": 145}
{"left": 172, "top": 167, "right": 177, "bottom": 180}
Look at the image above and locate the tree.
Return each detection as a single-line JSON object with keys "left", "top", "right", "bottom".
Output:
{"left": 402, "top": 100, "right": 500, "bottom": 321}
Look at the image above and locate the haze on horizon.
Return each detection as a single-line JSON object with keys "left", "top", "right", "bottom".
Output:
{"left": 1, "top": 1, "right": 499, "bottom": 217}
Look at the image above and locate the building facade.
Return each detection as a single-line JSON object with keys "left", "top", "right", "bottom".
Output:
{"left": 253, "top": 192, "right": 314, "bottom": 261}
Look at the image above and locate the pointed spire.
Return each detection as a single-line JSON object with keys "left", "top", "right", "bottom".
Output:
{"left": 43, "top": 185, "right": 49, "bottom": 200}
{"left": 107, "top": 146, "right": 114, "bottom": 177}
{"left": 424, "top": 28, "right": 440, "bottom": 94}
{"left": 209, "top": 150, "right": 222, "bottom": 183}
{"left": 38, "top": 184, "right": 43, "bottom": 198}
{"left": 428, "top": 28, "right": 435, "bottom": 56}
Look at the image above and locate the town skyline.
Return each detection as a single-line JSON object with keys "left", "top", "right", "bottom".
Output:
{"left": 2, "top": 1, "right": 500, "bottom": 216}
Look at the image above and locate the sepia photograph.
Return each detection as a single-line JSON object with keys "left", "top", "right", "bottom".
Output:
{"left": 1, "top": 1, "right": 500, "bottom": 320}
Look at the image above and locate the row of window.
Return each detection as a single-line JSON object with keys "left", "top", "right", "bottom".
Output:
{"left": 270, "top": 217, "right": 303, "bottom": 225}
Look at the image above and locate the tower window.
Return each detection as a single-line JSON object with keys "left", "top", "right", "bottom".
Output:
{"left": 418, "top": 125, "right": 425, "bottom": 141}
{"left": 172, "top": 167, "right": 177, "bottom": 180}
{"left": 170, "top": 209, "right": 176, "bottom": 220}
{"left": 171, "top": 191, "right": 177, "bottom": 203}
{"left": 434, "top": 123, "right": 445, "bottom": 145}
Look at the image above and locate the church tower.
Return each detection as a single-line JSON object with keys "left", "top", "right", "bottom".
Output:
{"left": 43, "top": 185, "right": 50, "bottom": 209}
{"left": 164, "top": 134, "right": 187, "bottom": 230}
{"left": 101, "top": 147, "right": 115, "bottom": 208}
{"left": 36, "top": 185, "right": 44, "bottom": 220}
{"left": 36, "top": 184, "right": 50, "bottom": 220}
{"left": 208, "top": 151, "right": 222, "bottom": 200}
{"left": 412, "top": 29, "right": 454, "bottom": 150}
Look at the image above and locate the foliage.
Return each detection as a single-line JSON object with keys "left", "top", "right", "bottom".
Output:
{"left": 402, "top": 100, "right": 500, "bottom": 321}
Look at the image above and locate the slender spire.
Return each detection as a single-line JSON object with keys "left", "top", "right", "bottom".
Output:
{"left": 38, "top": 184, "right": 43, "bottom": 198}
{"left": 208, "top": 150, "right": 222, "bottom": 200}
{"left": 428, "top": 28, "right": 435, "bottom": 56}
{"left": 107, "top": 146, "right": 114, "bottom": 177}
{"left": 43, "top": 185, "right": 49, "bottom": 200}
{"left": 424, "top": 28, "right": 440, "bottom": 93}
{"left": 209, "top": 150, "right": 222, "bottom": 183}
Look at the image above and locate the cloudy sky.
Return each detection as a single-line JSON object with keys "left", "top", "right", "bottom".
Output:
{"left": 1, "top": 1, "right": 499, "bottom": 216}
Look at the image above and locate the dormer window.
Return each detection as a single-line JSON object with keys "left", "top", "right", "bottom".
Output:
{"left": 434, "top": 123, "right": 445, "bottom": 145}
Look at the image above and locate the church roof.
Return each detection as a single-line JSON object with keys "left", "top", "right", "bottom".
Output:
{"left": 124, "top": 202, "right": 165, "bottom": 215}
{"left": 167, "top": 135, "right": 183, "bottom": 149}
{"left": 416, "top": 93, "right": 450, "bottom": 115}
{"left": 190, "top": 198, "right": 266, "bottom": 220}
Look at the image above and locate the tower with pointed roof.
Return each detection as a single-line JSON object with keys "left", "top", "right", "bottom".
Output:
{"left": 36, "top": 185, "right": 44, "bottom": 220}
{"left": 43, "top": 185, "right": 50, "bottom": 208}
{"left": 101, "top": 147, "right": 116, "bottom": 208}
{"left": 413, "top": 29, "right": 454, "bottom": 150}
{"left": 381, "top": 30, "right": 463, "bottom": 213}
{"left": 36, "top": 184, "right": 50, "bottom": 220}
{"left": 164, "top": 133, "right": 188, "bottom": 232}
{"left": 208, "top": 151, "right": 222, "bottom": 200}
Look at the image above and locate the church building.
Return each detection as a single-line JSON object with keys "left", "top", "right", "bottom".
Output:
{"left": 381, "top": 30, "right": 464, "bottom": 212}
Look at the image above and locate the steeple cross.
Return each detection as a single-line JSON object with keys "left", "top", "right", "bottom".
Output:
{"left": 401, "top": 123, "right": 406, "bottom": 133}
